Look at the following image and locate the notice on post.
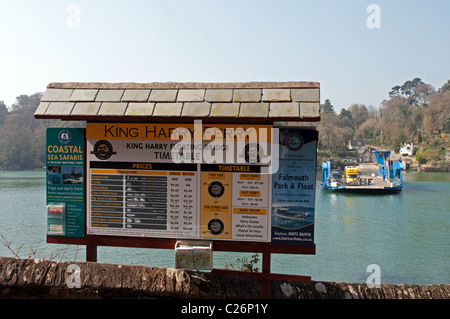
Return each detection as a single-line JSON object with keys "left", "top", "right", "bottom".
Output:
{"left": 46, "top": 128, "right": 85, "bottom": 237}
{"left": 271, "top": 129, "right": 318, "bottom": 245}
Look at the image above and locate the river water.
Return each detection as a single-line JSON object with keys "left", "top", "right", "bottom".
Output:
{"left": 0, "top": 170, "right": 448, "bottom": 285}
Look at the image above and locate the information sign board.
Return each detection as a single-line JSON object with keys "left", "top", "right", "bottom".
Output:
{"left": 46, "top": 128, "right": 85, "bottom": 237}
{"left": 45, "top": 124, "right": 317, "bottom": 245}
{"left": 86, "top": 123, "right": 273, "bottom": 242}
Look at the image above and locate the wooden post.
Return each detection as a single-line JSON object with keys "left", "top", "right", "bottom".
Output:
{"left": 86, "top": 244, "right": 97, "bottom": 262}
{"left": 261, "top": 252, "right": 271, "bottom": 298}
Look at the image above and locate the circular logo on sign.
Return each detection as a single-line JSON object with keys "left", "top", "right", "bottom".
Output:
{"left": 91, "top": 140, "right": 116, "bottom": 160}
{"left": 58, "top": 130, "right": 71, "bottom": 144}
{"left": 208, "top": 181, "right": 225, "bottom": 198}
{"left": 285, "top": 133, "right": 304, "bottom": 151}
{"left": 244, "top": 143, "right": 263, "bottom": 163}
{"left": 208, "top": 218, "right": 224, "bottom": 235}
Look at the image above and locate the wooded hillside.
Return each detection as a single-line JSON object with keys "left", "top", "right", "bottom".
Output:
{"left": 317, "top": 78, "right": 450, "bottom": 164}
{"left": 0, "top": 93, "right": 84, "bottom": 170}
{"left": 0, "top": 78, "right": 448, "bottom": 170}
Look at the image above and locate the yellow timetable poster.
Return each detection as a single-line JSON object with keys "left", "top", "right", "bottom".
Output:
{"left": 199, "top": 164, "right": 270, "bottom": 241}
{"left": 200, "top": 171, "right": 232, "bottom": 239}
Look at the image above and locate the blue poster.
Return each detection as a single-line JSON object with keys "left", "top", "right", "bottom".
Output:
{"left": 271, "top": 129, "right": 317, "bottom": 245}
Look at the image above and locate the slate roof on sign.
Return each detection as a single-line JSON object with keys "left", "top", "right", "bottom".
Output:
{"left": 34, "top": 82, "right": 320, "bottom": 123}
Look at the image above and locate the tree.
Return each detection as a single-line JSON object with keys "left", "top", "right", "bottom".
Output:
{"left": 320, "top": 99, "right": 335, "bottom": 114}
{"left": 398, "top": 78, "right": 424, "bottom": 105}
{"left": 444, "top": 115, "right": 450, "bottom": 133}
{"left": 401, "top": 80, "right": 413, "bottom": 97}
{"left": 397, "top": 77, "right": 422, "bottom": 97}
{"left": 415, "top": 148, "right": 427, "bottom": 164}
{"left": 348, "top": 104, "right": 369, "bottom": 129}
{"left": 11, "top": 93, "right": 42, "bottom": 111}
{"left": 367, "top": 105, "right": 379, "bottom": 119}
{"left": 315, "top": 79, "right": 448, "bottom": 161}
{"left": 411, "top": 77, "right": 423, "bottom": 87}
{"left": 338, "top": 108, "right": 354, "bottom": 129}
{"left": 0, "top": 92, "right": 86, "bottom": 170}
{"left": 389, "top": 85, "right": 401, "bottom": 98}
{"left": 0, "top": 101, "right": 8, "bottom": 124}
{"left": 422, "top": 113, "right": 434, "bottom": 135}
{"left": 412, "top": 83, "right": 434, "bottom": 106}
{"left": 441, "top": 80, "right": 450, "bottom": 93}
{"left": 355, "top": 118, "right": 379, "bottom": 139}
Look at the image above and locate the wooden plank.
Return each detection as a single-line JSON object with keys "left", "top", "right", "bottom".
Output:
{"left": 47, "top": 236, "right": 315, "bottom": 255}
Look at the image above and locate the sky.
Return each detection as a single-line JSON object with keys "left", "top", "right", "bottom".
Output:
{"left": 0, "top": 0, "right": 449, "bottom": 111}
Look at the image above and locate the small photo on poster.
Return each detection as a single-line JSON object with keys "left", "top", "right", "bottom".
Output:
{"left": 62, "top": 165, "right": 83, "bottom": 184}
{"left": 47, "top": 165, "right": 62, "bottom": 184}
{"left": 272, "top": 205, "right": 314, "bottom": 230}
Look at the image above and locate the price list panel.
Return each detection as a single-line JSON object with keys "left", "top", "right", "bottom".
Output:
{"left": 88, "top": 165, "right": 198, "bottom": 239}
{"left": 167, "top": 172, "right": 196, "bottom": 233}
{"left": 125, "top": 174, "right": 168, "bottom": 231}
{"left": 90, "top": 174, "right": 125, "bottom": 230}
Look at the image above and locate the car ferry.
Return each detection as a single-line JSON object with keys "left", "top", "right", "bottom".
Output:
{"left": 321, "top": 151, "right": 403, "bottom": 193}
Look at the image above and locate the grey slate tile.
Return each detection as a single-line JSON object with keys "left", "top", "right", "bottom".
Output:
{"left": 181, "top": 102, "right": 211, "bottom": 116}
{"left": 125, "top": 103, "right": 155, "bottom": 116}
{"left": 149, "top": 90, "right": 178, "bottom": 102}
{"left": 95, "top": 89, "right": 125, "bottom": 102}
{"left": 300, "top": 102, "right": 320, "bottom": 117}
{"left": 153, "top": 102, "right": 183, "bottom": 116}
{"left": 210, "top": 103, "right": 240, "bottom": 117}
{"left": 35, "top": 102, "right": 50, "bottom": 115}
{"left": 177, "top": 89, "right": 205, "bottom": 102}
{"left": 97, "top": 102, "right": 128, "bottom": 116}
{"left": 239, "top": 103, "right": 269, "bottom": 117}
{"left": 291, "top": 88, "right": 320, "bottom": 102}
{"left": 205, "top": 89, "right": 233, "bottom": 102}
{"left": 45, "top": 102, "right": 75, "bottom": 115}
{"left": 69, "top": 89, "right": 98, "bottom": 101}
{"left": 233, "top": 89, "right": 262, "bottom": 102}
{"left": 262, "top": 89, "right": 291, "bottom": 101}
{"left": 41, "top": 89, "right": 73, "bottom": 101}
{"left": 121, "top": 89, "right": 151, "bottom": 102}
{"left": 269, "top": 102, "right": 299, "bottom": 117}
{"left": 70, "top": 102, "right": 101, "bottom": 116}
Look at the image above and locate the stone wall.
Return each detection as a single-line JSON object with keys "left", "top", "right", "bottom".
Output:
{"left": 417, "top": 164, "right": 450, "bottom": 172}
{"left": 0, "top": 257, "right": 448, "bottom": 299}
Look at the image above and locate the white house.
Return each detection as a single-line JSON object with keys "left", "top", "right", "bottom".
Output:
{"left": 399, "top": 143, "right": 413, "bottom": 156}
{"left": 348, "top": 139, "right": 365, "bottom": 150}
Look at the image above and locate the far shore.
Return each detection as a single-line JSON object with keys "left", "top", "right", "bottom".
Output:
{"left": 2, "top": 166, "right": 449, "bottom": 174}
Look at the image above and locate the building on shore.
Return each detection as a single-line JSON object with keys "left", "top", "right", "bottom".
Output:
{"left": 399, "top": 143, "right": 414, "bottom": 156}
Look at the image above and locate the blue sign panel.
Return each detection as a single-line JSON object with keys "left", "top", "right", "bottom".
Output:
{"left": 271, "top": 129, "right": 317, "bottom": 245}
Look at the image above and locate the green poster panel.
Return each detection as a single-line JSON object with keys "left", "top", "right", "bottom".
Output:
{"left": 46, "top": 128, "right": 85, "bottom": 237}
